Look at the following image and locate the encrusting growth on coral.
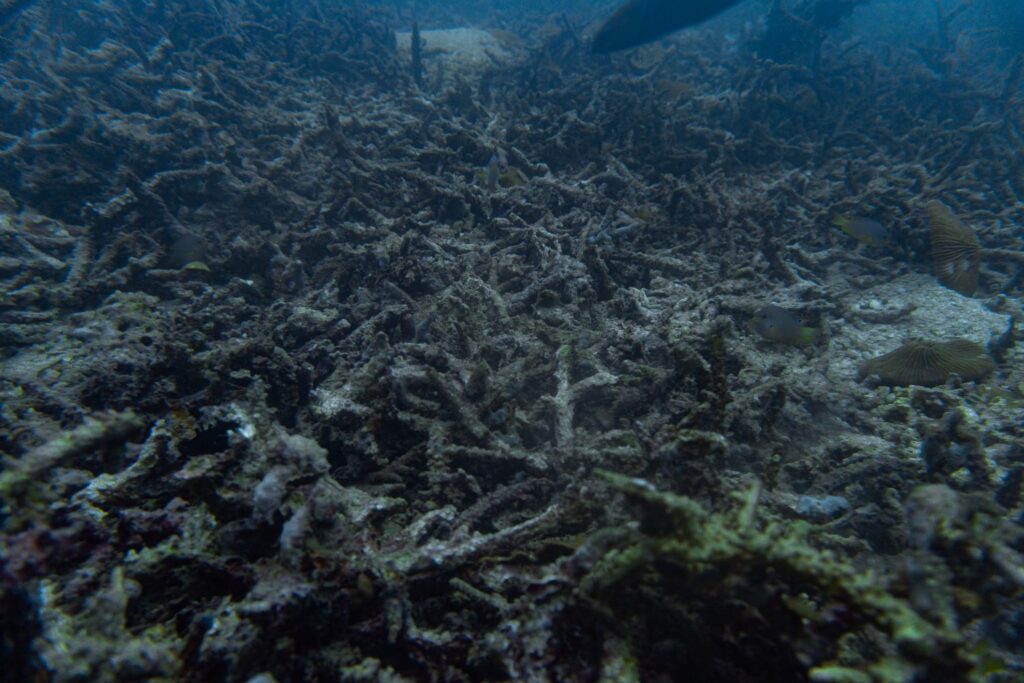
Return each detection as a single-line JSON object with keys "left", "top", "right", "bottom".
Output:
{"left": 589, "top": 471, "right": 977, "bottom": 682}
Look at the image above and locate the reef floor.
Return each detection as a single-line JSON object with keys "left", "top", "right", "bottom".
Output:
{"left": 1, "top": 2, "right": 1023, "bottom": 682}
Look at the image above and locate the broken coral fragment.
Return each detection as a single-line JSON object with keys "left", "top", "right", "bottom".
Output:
{"left": 796, "top": 494, "right": 851, "bottom": 522}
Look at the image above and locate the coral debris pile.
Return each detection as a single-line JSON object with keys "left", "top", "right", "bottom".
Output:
{"left": 1, "top": 1, "right": 1023, "bottom": 681}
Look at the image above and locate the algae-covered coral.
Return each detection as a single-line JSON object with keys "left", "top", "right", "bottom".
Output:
{"left": 587, "top": 471, "right": 981, "bottom": 682}
{"left": 1, "top": 0, "right": 1023, "bottom": 681}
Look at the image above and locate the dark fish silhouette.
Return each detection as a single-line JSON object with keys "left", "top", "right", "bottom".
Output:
{"left": 833, "top": 215, "right": 892, "bottom": 248}
{"left": 749, "top": 304, "right": 820, "bottom": 346}
{"left": 592, "top": 0, "right": 746, "bottom": 53}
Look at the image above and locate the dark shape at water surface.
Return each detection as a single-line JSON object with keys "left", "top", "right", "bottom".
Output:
{"left": 859, "top": 339, "right": 994, "bottom": 387}
{"left": 927, "top": 201, "right": 981, "bottom": 297}
{"left": 803, "top": 0, "right": 868, "bottom": 30}
{"left": 592, "top": 0, "right": 745, "bottom": 53}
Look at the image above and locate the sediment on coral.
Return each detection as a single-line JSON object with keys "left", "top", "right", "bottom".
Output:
{"left": 1, "top": 0, "right": 1023, "bottom": 681}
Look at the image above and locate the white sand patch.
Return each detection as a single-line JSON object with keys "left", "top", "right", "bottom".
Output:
{"left": 395, "top": 28, "right": 523, "bottom": 84}
{"left": 827, "top": 273, "right": 1009, "bottom": 384}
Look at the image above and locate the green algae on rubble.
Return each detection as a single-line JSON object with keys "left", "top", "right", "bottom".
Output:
{"left": 590, "top": 470, "right": 979, "bottom": 682}
{"left": 37, "top": 567, "right": 179, "bottom": 683}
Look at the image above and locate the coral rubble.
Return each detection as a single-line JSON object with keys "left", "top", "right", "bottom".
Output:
{"left": 1, "top": 0, "right": 1023, "bottom": 681}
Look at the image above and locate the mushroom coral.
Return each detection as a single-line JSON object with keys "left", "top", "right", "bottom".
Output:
{"left": 926, "top": 201, "right": 981, "bottom": 297}
{"left": 859, "top": 338, "right": 994, "bottom": 387}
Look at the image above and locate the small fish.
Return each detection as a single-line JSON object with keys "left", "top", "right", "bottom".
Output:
{"left": 499, "top": 167, "right": 528, "bottom": 188}
{"left": 167, "top": 232, "right": 207, "bottom": 268}
{"left": 750, "top": 304, "right": 820, "bottom": 346}
{"left": 832, "top": 215, "right": 891, "bottom": 247}
{"left": 592, "top": 0, "right": 745, "bottom": 54}
{"left": 181, "top": 260, "right": 211, "bottom": 273}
